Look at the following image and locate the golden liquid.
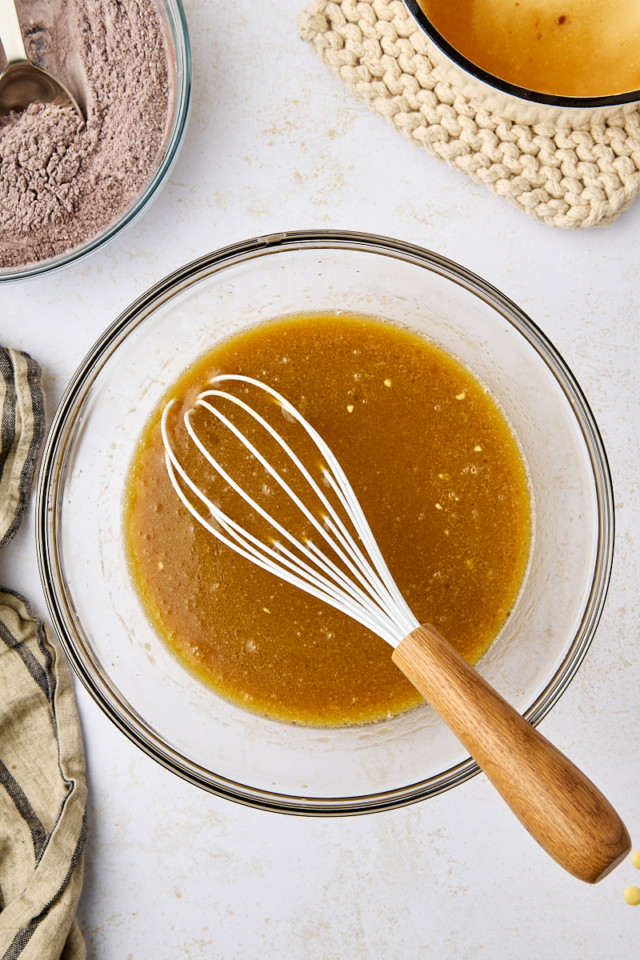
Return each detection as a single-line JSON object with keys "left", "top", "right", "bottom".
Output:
{"left": 418, "top": 0, "right": 640, "bottom": 97}
{"left": 124, "top": 313, "right": 532, "bottom": 726}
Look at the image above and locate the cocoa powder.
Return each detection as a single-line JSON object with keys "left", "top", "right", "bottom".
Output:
{"left": 0, "top": 0, "right": 171, "bottom": 271}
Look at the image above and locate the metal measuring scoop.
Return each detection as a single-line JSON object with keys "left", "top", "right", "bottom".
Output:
{"left": 0, "top": 0, "right": 82, "bottom": 119}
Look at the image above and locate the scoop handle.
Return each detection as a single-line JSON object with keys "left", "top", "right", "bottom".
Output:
{"left": 392, "top": 623, "right": 630, "bottom": 883}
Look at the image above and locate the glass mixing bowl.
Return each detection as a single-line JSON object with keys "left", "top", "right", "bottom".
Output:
{"left": 36, "top": 231, "right": 614, "bottom": 814}
{"left": 0, "top": 0, "right": 191, "bottom": 283}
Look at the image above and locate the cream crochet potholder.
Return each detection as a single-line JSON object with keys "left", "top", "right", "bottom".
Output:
{"left": 299, "top": 0, "right": 640, "bottom": 228}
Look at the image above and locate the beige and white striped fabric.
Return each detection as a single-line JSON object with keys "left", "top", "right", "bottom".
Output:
{"left": 0, "top": 348, "right": 87, "bottom": 960}
{"left": 0, "top": 349, "right": 43, "bottom": 549}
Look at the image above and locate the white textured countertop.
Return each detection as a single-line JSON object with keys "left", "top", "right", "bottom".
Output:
{"left": 2, "top": 1, "right": 640, "bottom": 956}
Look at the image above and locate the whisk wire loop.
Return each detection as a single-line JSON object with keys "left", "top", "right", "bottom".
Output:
{"left": 194, "top": 391, "right": 376, "bottom": 587}
{"left": 162, "top": 433, "right": 388, "bottom": 637}
{"left": 161, "top": 376, "right": 420, "bottom": 647}
{"left": 209, "top": 376, "right": 419, "bottom": 635}
{"left": 163, "top": 435, "right": 405, "bottom": 645}
{"left": 192, "top": 392, "right": 404, "bottom": 626}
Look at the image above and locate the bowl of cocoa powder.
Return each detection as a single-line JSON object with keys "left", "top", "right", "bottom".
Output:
{"left": 0, "top": 0, "right": 191, "bottom": 281}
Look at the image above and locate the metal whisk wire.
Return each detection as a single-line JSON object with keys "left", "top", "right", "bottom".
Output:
{"left": 161, "top": 374, "right": 419, "bottom": 647}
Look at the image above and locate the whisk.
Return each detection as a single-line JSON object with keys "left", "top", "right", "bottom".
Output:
{"left": 162, "top": 374, "right": 630, "bottom": 884}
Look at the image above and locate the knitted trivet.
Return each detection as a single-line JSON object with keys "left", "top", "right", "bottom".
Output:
{"left": 298, "top": 0, "right": 640, "bottom": 228}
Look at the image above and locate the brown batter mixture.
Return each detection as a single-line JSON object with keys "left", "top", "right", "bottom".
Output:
{"left": 124, "top": 313, "right": 531, "bottom": 726}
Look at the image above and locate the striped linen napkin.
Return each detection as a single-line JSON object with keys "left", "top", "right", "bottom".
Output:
{"left": 0, "top": 348, "right": 87, "bottom": 960}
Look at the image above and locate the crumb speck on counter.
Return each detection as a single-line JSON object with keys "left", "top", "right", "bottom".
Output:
{"left": 624, "top": 885, "right": 640, "bottom": 906}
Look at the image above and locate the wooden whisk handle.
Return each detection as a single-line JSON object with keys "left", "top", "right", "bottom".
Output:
{"left": 392, "top": 624, "right": 630, "bottom": 884}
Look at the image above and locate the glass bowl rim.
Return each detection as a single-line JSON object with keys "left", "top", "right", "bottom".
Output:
{"left": 35, "top": 229, "right": 615, "bottom": 815}
{"left": 0, "top": 0, "right": 192, "bottom": 284}
{"left": 403, "top": 0, "right": 640, "bottom": 110}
